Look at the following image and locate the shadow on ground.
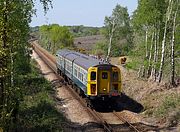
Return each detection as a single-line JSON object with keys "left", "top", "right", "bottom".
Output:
{"left": 91, "top": 93, "right": 144, "bottom": 113}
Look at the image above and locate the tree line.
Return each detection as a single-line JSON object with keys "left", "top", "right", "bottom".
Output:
{"left": 0, "top": 0, "right": 52, "bottom": 131}
{"left": 94, "top": 1, "right": 179, "bottom": 86}
{"left": 132, "top": 0, "right": 179, "bottom": 86}
{"left": 38, "top": 24, "right": 74, "bottom": 54}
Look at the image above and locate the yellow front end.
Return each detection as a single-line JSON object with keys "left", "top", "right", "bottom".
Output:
{"left": 87, "top": 67, "right": 98, "bottom": 96}
{"left": 111, "top": 67, "right": 122, "bottom": 96}
{"left": 87, "top": 66, "right": 122, "bottom": 97}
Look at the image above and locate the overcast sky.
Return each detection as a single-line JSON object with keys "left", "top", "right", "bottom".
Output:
{"left": 30, "top": 0, "right": 138, "bottom": 27}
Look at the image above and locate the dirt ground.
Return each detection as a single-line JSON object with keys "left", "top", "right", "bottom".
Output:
{"left": 110, "top": 57, "right": 180, "bottom": 131}
{"left": 32, "top": 50, "right": 96, "bottom": 125}
{"left": 32, "top": 47, "right": 180, "bottom": 131}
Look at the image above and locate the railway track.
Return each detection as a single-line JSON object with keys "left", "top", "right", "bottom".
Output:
{"left": 32, "top": 42, "right": 141, "bottom": 132}
{"left": 113, "top": 111, "right": 139, "bottom": 132}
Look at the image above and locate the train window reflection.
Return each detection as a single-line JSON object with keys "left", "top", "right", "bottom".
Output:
{"left": 91, "top": 72, "right": 96, "bottom": 80}
{"left": 113, "top": 72, "right": 118, "bottom": 81}
{"left": 102, "top": 72, "right": 108, "bottom": 79}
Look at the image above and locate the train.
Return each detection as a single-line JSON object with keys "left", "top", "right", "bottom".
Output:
{"left": 56, "top": 49, "right": 122, "bottom": 101}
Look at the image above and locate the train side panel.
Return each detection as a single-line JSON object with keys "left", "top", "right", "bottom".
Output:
{"left": 56, "top": 54, "right": 88, "bottom": 94}
{"left": 71, "top": 63, "right": 87, "bottom": 93}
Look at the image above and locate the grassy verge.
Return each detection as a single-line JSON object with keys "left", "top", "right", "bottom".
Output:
{"left": 143, "top": 92, "right": 180, "bottom": 126}
{"left": 155, "top": 94, "right": 180, "bottom": 117}
{"left": 16, "top": 60, "right": 65, "bottom": 131}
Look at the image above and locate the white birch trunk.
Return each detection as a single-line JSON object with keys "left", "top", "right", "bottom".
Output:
{"left": 151, "top": 29, "right": 157, "bottom": 80}
{"left": 147, "top": 31, "right": 154, "bottom": 77}
{"left": 158, "top": 0, "right": 173, "bottom": 83}
{"left": 106, "top": 19, "right": 116, "bottom": 62}
{"left": 156, "top": 24, "right": 160, "bottom": 61}
{"left": 171, "top": 6, "right": 178, "bottom": 86}
{"left": 145, "top": 29, "right": 148, "bottom": 58}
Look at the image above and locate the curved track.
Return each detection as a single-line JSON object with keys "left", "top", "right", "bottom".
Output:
{"left": 32, "top": 42, "right": 143, "bottom": 132}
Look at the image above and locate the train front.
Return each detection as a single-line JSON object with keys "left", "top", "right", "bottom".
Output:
{"left": 87, "top": 64, "right": 122, "bottom": 100}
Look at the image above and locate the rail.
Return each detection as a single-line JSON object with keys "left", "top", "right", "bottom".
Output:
{"left": 113, "top": 111, "right": 140, "bottom": 132}
{"left": 32, "top": 42, "right": 114, "bottom": 132}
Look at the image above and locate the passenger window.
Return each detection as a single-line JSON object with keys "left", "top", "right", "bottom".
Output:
{"left": 102, "top": 72, "right": 108, "bottom": 79}
{"left": 113, "top": 72, "right": 118, "bottom": 81}
{"left": 74, "top": 69, "right": 77, "bottom": 77}
{"left": 91, "top": 72, "right": 96, "bottom": 80}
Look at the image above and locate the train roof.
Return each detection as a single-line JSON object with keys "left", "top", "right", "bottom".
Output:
{"left": 56, "top": 49, "right": 109, "bottom": 70}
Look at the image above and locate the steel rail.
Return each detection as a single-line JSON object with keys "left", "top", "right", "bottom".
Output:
{"left": 32, "top": 42, "right": 114, "bottom": 132}
{"left": 113, "top": 111, "right": 140, "bottom": 132}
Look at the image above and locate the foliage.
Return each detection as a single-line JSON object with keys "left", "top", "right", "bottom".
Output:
{"left": 130, "top": 0, "right": 180, "bottom": 84}
{"left": 92, "top": 41, "right": 107, "bottom": 56}
{"left": 102, "top": 4, "right": 133, "bottom": 58}
{"left": 16, "top": 62, "right": 65, "bottom": 131}
{"left": 0, "top": 0, "right": 52, "bottom": 131}
{"left": 68, "top": 25, "right": 101, "bottom": 37}
{"left": 39, "top": 24, "right": 74, "bottom": 54}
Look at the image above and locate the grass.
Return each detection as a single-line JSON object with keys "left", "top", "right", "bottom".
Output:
{"left": 126, "top": 61, "right": 140, "bottom": 70}
{"left": 155, "top": 93, "right": 180, "bottom": 118}
{"left": 16, "top": 60, "right": 65, "bottom": 131}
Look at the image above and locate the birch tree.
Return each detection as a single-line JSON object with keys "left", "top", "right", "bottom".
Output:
{"left": 104, "top": 4, "right": 132, "bottom": 61}
{"left": 158, "top": 0, "right": 173, "bottom": 83}
{"left": 170, "top": 0, "right": 179, "bottom": 86}
{"left": 105, "top": 16, "right": 116, "bottom": 61}
{"left": 132, "top": 0, "right": 167, "bottom": 79}
{"left": 133, "top": 0, "right": 179, "bottom": 85}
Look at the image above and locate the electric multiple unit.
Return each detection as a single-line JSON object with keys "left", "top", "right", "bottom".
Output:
{"left": 56, "top": 49, "right": 122, "bottom": 100}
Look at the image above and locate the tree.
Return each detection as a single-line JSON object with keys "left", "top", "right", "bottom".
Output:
{"left": 104, "top": 4, "right": 133, "bottom": 61}
{"left": 132, "top": 0, "right": 167, "bottom": 78}
{"left": 170, "top": 0, "right": 179, "bottom": 86}
{"left": 39, "top": 24, "right": 74, "bottom": 54}
{"left": 132, "top": 0, "right": 179, "bottom": 85}
{"left": 0, "top": 0, "right": 52, "bottom": 130}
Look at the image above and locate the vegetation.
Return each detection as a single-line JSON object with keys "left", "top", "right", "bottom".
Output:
{"left": 131, "top": 0, "right": 180, "bottom": 85}
{"left": 0, "top": 0, "right": 179, "bottom": 130}
{"left": 155, "top": 94, "right": 180, "bottom": 118}
{"left": 0, "top": 0, "right": 52, "bottom": 131}
{"left": 93, "top": 4, "right": 133, "bottom": 58}
{"left": 68, "top": 25, "right": 101, "bottom": 37}
{"left": 16, "top": 60, "right": 65, "bottom": 131}
{"left": 92, "top": 40, "right": 107, "bottom": 56}
{"left": 92, "top": 1, "right": 179, "bottom": 86}
{"left": 39, "top": 24, "right": 74, "bottom": 54}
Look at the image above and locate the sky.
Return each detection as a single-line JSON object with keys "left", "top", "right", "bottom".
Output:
{"left": 30, "top": 0, "right": 138, "bottom": 27}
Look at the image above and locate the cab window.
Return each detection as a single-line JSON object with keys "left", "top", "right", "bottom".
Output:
{"left": 102, "top": 72, "right": 108, "bottom": 79}
{"left": 91, "top": 72, "right": 96, "bottom": 80}
{"left": 113, "top": 72, "right": 118, "bottom": 81}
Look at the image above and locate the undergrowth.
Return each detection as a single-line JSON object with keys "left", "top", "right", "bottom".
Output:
{"left": 155, "top": 93, "right": 180, "bottom": 117}
{"left": 16, "top": 59, "right": 65, "bottom": 131}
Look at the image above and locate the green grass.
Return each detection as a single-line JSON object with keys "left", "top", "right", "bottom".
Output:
{"left": 16, "top": 60, "right": 65, "bottom": 131}
{"left": 126, "top": 61, "right": 140, "bottom": 70}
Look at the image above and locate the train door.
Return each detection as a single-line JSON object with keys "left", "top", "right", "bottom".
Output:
{"left": 98, "top": 70, "right": 110, "bottom": 94}
{"left": 87, "top": 67, "right": 98, "bottom": 96}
